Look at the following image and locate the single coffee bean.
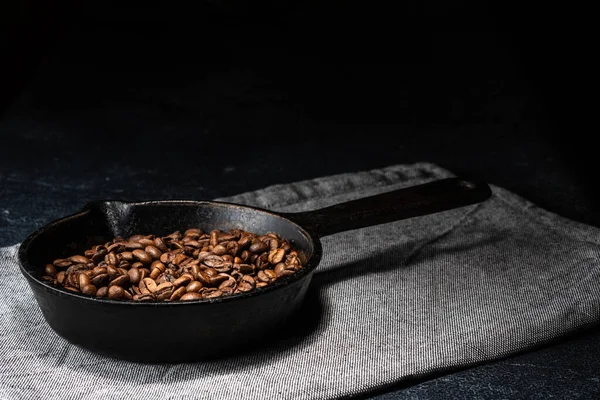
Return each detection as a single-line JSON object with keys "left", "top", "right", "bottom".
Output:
{"left": 212, "top": 244, "right": 228, "bottom": 256}
{"left": 67, "top": 272, "right": 79, "bottom": 288}
{"left": 170, "top": 286, "right": 187, "bottom": 301}
{"left": 69, "top": 255, "right": 90, "bottom": 264}
{"left": 234, "top": 264, "right": 255, "bottom": 274}
{"left": 238, "top": 235, "right": 252, "bottom": 249}
{"left": 183, "top": 239, "right": 201, "bottom": 248}
{"left": 204, "top": 289, "right": 223, "bottom": 299}
{"left": 92, "top": 266, "right": 107, "bottom": 276}
{"left": 122, "top": 290, "right": 133, "bottom": 300}
{"left": 110, "top": 275, "right": 129, "bottom": 287}
{"left": 173, "top": 275, "right": 192, "bottom": 288}
{"left": 45, "top": 264, "right": 57, "bottom": 277}
{"left": 56, "top": 271, "right": 67, "bottom": 285}
{"left": 132, "top": 249, "right": 152, "bottom": 265}
{"left": 108, "top": 286, "right": 124, "bottom": 299}
{"left": 196, "top": 271, "right": 212, "bottom": 286}
{"left": 120, "top": 251, "right": 134, "bottom": 262}
{"left": 249, "top": 239, "right": 269, "bottom": 254}
{"left": 180, "top": 292, "right": 203, "bottom": 301}
{"left": 96, "top": 286, "right": 108, "bottom": 298}
{"left": 210, "top": 230, "right": 219, "bottom": 247}
{"left": 106, "top": 243, "right": 125, "bottom": 253}
{"left": 184, "top": 228, "right": 202, "bottom": 237}
{"left": 268, "top": 248, "right": 286, "bottom": 265}
{"left": 256, "top": 282, "right": 268, "bottom": 288}
{"left": 125, "top": 241, "right": 145, "bottom": 250}
{"left": 274, "top": 262, "right": 295, "bottom": 278}
{"left": 186, "top": 281, "right": 203, "bottom": 293}
{"left": 81, "top": 284, "right": 97, "bottom": 296}
{"left": 154, "top": 282, "right": 174, "bottom": 300}
{"left": 237, "top": 275, "right": 256, "bottom": 292}
{"left": 154, "top": 237, "right": 168, "bottom": 252}
{"left": 209, "top": 274, "right": 229, "bottom": 287}
{"left": 105, "top": 252, "right": 118, "bottom": 266}
{"left": 257, "top": 269, "right": 277, "bottom": 284}
{"left": 204, "top": 267, "right": 218, "bottom": 277}
{"left": 91, "top": 273, "right": 109, "bottom": 287}
{"left": 132, "top": 293, "right": 151, "bottom": 301}
{"left": 64, "top": 286, "right": 80, "bottom": 293}
{"left": 142, "top": 277, "right": 158, "bottom": 292}
{"left": 203, "top": 255, "right": 225, "bottom": 268}
{"left": 137, "top": 238, "right": 155, "bottom": 247}
{"left": 106, "top": 266, "right": 119, "bottom": 280}
{"left": 145, "top": 245, "right": 162, "bottom": 260}
{"left": 78, "top": 273, "right": 91, "bottom": 288}
{"left": 172, "top": 253, "right": 188, "bottom": 266}
{"left": 128, "top": 268, "right": 141, "bottom": 285}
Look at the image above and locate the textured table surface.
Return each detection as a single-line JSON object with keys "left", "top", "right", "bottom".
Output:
{"left": 1, "top": 8, "right": 597, "bottom": 398}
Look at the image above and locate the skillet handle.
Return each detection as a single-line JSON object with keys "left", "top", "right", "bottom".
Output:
{"left": 280, "top": 178, "right": 492, "bottom": 238}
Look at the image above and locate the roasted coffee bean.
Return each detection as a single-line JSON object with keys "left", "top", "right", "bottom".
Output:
{"left": 78, "top": 273, "right": 91, "bottom": 288}
{"left": 173, "top": 275, "right": 192, "bottom": 288}
{"left": 154, "top": 237, "right": 168, "bottom": 252}
{"left": 154, "top": 282, "right": 174, "bottom": 299}
{"left": 141, "top": 277, "right": 158, "bottom": 293}
{"left": 45, "top": 264, "right": 57, "bottom": 278}
{"left": 170, "top": 286, "right": 187, "bottom": 301}
{"left": 105, "top": 252, "right": 118, "bottom": 266}
{"left": 209, "top": 274, "right": 229, "bottom": 287}
{"left": 172, "top": 253, "right": 188, "bottom": 266}
{"left": 234, "top": 263, "right": 255, "bottom": 274}
{"left": 274, "top": 262, "right": 295, "bottom": 278}
{"left": 145, "top": 245, "right": 162, "bottom": 260}
{"left": 108, "top": 286, "right": 124, "bottom": 299}
{"left": 44, "top": 227, "right": 304, "bottom": 301}
{"left": 180, "top": 292, "right": 203, "bottom": 301}
{"left": 106, "top": 266, "right": 119, "bottom": 280}
{"left": 107, "top": 243, "right": 125, "bottom": 253}
{"left": 125, "top": 241, "right": 145, "bottom": 250}
{"left": 237, "top": 275, "right": 256, "bottom": 292}
{"left": 52, "top": 258, "right": 73, "bottom": 268}
{"left": 81, "top": 284, "right": 97, "bottom": 296}
{"left": 69, "top": 255, "right": 90, "bottom": 264}
{"left": 137, "top": 238, "right": 155, "bottom": 247}
{"left": 212, "top": 244, "right": 228, "bottom": 256}
{"left": 128, "top": 268, "right": 141, "bottom": 285}
{"left": 196, "top": 271, "right": 212, "bottom": 286}
{"left": 186, "top": 281, "right": 203, "bottom": 293}
{"left": 268, "top": 248, "right": 285, "bottom": 265}
{"left": 238, "top": 235, "right": 252, "bottom": 249}
{"left": 96, "top": 286, "right": 108, "bottom": 298}
{"left": 203, "top": 255, "right": 225, "bottom": 269}
{"left": 64, "top": 286, "right": 79, "bottom": 293}
{"left": 210, "top": 230, "right": 219, "bottom": 247}
{"left": 91, "top": 273, "right": 109, "bottom": 287}
{"left": 204, "top": 289, "right": 223, "bottom": 299}
{"left": 249, "top": 239, "right": 269, "bottom": 254}
{"left": 110, "top": 275, "right": 129, "bottom": 287}
{"left": 257, "top": 269, "right": 277, "bottom": 284}
{"left": 132, "top": 249, "right": 153, "bottom": 265}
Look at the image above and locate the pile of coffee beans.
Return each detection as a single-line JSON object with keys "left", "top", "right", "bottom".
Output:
{"left": 41, "top": 228, "right": 305, "bottom": 301}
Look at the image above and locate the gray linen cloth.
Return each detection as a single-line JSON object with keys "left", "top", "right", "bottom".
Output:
{"left": 1, "top": 163, "right": 599, "bottom": 400}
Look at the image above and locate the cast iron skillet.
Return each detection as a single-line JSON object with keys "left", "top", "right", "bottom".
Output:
{"left": 18, "top": 177, "right": 491, "bottom": 362}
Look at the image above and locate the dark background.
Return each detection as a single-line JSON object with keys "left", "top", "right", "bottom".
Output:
{"left": 1, "top": 1, "right": 598, "bottom": 398}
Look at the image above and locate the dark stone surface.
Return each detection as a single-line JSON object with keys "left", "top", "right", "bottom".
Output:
{"left": 1, "top": 3, "right": 597, "bottom": 398}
